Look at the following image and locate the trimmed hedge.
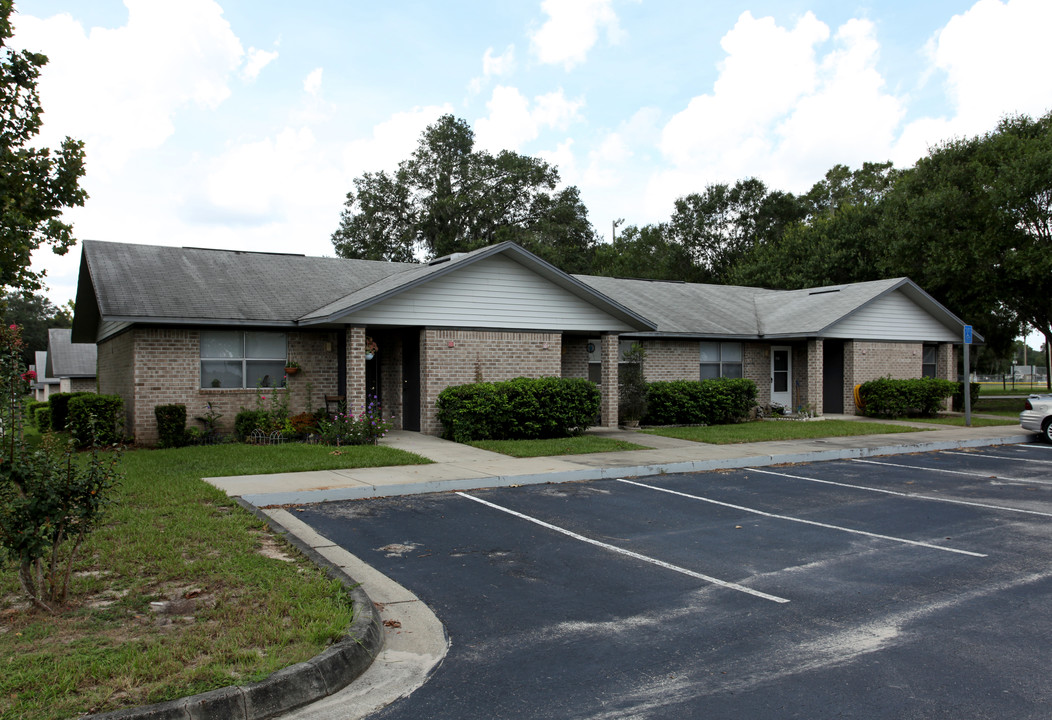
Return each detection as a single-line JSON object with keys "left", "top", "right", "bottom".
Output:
{"left": 154, "top": 404, "right": 188, "bottom": 448}
{"left": 25, "top": 400, "right": 48, "bottom": 430}
{"left": 68, "top": 393, "right": 124, "bottom": 447}
{"left": 436, "top": 376, "right": 600, "bottom": 442}
{"left": 48, "top": 391, "right": 92, "bottom": 431}
{"left": 952, "top": 381, "right": 981, "bottom": 412}
{"left": 34, "top": 405, "right": 50, "bottom": 432}
{"left": 643, "top": 378, "right": 757, "bottom": 426}
{"left": 858, "top": 377, "right": 957, "bottom": 418}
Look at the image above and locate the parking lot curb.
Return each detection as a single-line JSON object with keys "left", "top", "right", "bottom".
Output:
{"left": 243, "top": 432, "right": 1036, "bottom": 507}
{"left": 78, "top": 502, "right": 384, "bottom": 720}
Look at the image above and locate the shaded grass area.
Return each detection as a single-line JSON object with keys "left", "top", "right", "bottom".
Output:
{"left": 468, "top": 435, "right": 649, "bottom": 457}
{"left": 0, "top": 442, "right": 428, "bottom": 720}
{"left": 644, "top": 419, "right": 924, "bottom": 444}
{"left": 972, "top": 397, "right": 1027, "bottom": 417}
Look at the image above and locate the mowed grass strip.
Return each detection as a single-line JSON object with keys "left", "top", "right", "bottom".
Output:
{"left": 902, "top": 415, "right": 1021, "bottom": 427}
{"left": 644, "top": 419, "right": 924, "bottom": 444}
{"left": 467, "top": 436, "right": 650, "bottom": 457}
{"left": 0, "top": 442, "right": 429, "bottom": 720}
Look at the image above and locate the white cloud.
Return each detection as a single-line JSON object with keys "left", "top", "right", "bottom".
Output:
{"left": 474, "top": 85, "right": 583, "bottom": 152}
{"left": 895, "top": 0, "right": 1052, "bottom": 158}
{"left": 483, "top": 45, "right": 516, "bottom": 77}
{"left": 304, "top": 67, "right": 323, "bottom": 95}
{"left": 242, "top": 46, "right": 278, "bottom": 81}
{"left": 530, "top": 0, "right": 623, "bottom": 69}
{"left": 341, "top": 105, "right": 454, "bottom": 177}
{"left": 12, "top": 0, "right": 245, "bottom": 174}
{"left": 653, "top": 10, "right": 910, "bottom": 209}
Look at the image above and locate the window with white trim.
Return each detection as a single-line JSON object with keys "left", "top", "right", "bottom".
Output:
{"left": 700, "top": 341, "right": 743, "bottom": 379}
{"left": 201, "top": 331, "right": 287, "bottom": 389}
{"left": 922, "top": 344, "right": 938, "bottom": 378}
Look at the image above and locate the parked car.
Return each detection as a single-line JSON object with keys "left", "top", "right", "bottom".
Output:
{"left": 1020, "top": 394, "right": 1052, "bottom": 441}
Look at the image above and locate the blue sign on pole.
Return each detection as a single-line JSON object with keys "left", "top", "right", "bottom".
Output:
{"left": 963, "top": 325, "right": 973, "bottom": 344}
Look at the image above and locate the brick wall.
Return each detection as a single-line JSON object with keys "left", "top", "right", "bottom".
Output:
{"left": 642, "top": 339, "right": 698, "bottom": 382}
{"left": 107, "top": 328, "right": 345, "bottom": 445}
{"left": 98, "top": 331, "right": 135, "bottom": 436}
{"left": 561, "top": 337, "right": 589, "bottom": 379}
{"left": 843, "top": 340, "right": 924, "bottom": 415}
{"left": 419, "top": 329, "right": 562, "bottom": 435}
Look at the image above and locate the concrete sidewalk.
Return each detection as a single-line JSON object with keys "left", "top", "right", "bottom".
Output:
{"left": 207, "top": 418, "right": 1035, "bottom": 507}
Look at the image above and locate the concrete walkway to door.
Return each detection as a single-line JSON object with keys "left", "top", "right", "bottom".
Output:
{"left": 205, "top": 418, "right": 1034, "bottom": 508}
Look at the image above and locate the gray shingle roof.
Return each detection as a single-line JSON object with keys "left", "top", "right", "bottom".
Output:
{"left": 46, "top": 328, "right": 97, "bottom": 377}
{"left": 79, "top": 240, "right": 418, "bottom": 324}
{"left": 574, "top": 275, "right": 960, "bottom": 339}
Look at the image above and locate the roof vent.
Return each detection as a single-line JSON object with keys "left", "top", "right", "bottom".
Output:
{"left": 428, "top": 252, "right": 466, "bottom": 266}
{"left": 808, "top": 288, "right": 842, "bottom": 296}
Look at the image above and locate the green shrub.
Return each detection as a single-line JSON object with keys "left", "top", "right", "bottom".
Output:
{"left": 47, "top": 391, "right": 92, "bottom": 431}
{"left": 234, "top": 409, "right": 270, "bottom": 440}
{"left": 317, "top": 397, "right": 391, "bottom": 445}
{"left": 68, "top": 394, "right": 124, "bottom": 447}
{"left": 858, "top": 377, "right": 957, "bottom": 418}
{"left": 644, "top": 378, "right": 757, "bottom": 426}
{"left": 154, "top": 404, "right": 187, "bottom": 448}
{"left": 436, "top": 376, "right": 600, "bottom": 442}
{"left": 952, "top": 381, "right": 981, "bottom": 412}
{"left": 25, "top": 400, "right": 47, "bottom": 430}
{"left": 34, "top": 404, "right": 50, "bottom": 432}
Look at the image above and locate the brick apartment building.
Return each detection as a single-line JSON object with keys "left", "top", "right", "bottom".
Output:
{"left": 71, "top": 240, "right": 968, "bottom": 445}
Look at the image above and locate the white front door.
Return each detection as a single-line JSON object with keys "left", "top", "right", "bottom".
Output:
{"left": 771, "top": 346, "right": 792, "bottom": 408}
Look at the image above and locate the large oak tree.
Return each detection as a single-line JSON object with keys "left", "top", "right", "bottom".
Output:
{"left": 331, "top": 114, "right": 596, "bottom": 272}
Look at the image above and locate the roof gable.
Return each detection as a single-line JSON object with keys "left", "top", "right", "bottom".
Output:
{"left": 46, "top": 328, "right": 97, "bottom": 377}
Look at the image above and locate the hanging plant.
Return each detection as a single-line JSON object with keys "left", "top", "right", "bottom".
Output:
{"left": 284, "top": 359, "right": 301, "bottom": 375}
{"left": 365, "top": 336, "right": 378, "bottom": 360}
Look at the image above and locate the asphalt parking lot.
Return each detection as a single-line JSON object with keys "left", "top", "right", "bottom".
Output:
{"left": 298, "top": 443, "right": 1052, "bottom": 719}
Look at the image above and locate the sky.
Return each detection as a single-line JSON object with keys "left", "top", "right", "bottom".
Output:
{"left": 11, "top": 0, "right": 1052, "bottom": 335}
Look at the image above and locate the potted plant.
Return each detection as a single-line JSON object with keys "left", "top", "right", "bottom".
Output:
{"left": 365, "top": 336, "right": 378, "bottom": 361}
{"left": 284, "top": 359, "right": 301, "bottom": 375}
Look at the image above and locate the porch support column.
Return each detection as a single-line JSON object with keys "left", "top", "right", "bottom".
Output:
{"left": 938, "top": 342, "right": 956, "bottom": 410}
{"left": 600, "top": 332, "right": 619, "bottom": 428}
{"left": 806, "top": 339, "right": 823, "bottom": 416}
{"left": 346, "top": 326, "right": 367, "bottom": 413}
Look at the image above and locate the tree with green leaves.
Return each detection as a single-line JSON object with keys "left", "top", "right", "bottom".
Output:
{"left": 669, "top": 178, "right": 805, "bottom": 282}
{"left": 332, "top": 114, "right": 596, "bottom": 270}
{"left": 0, "top": 1, "right": 87, "bottom": 294}
{"left": 2, "top": 290, "right": 71, "bottom": 365}
{"left": 591, "top": 223, "right": 703, "bottom": 281}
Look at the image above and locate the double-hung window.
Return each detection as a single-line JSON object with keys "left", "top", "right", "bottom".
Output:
{"left": 700, "top": 341, "right": 743, "bottom": 379}
{"left": 201, "top": 331, "right": 287, "bottom": 389}
{"left": 921, "top": 344, "right": 938, "bottom": 378}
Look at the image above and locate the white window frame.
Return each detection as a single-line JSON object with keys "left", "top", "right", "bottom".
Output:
{"left": 700, "top": 341, "right": 743, "bottom": 380}
{"left": 922, "top": 344, "right": 938, "bottom": 378}
{"left": 200, "top": 331, "right": 287, "bottom": 389}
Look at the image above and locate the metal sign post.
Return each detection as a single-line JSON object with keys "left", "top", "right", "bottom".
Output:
{"left": 963, "top": 325, "right": 972, "bottom": 427}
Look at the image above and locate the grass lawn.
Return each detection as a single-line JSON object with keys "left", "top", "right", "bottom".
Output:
{"left": 978, "top": 383, "right": 1051, "bottom": 396}
{"left": 468, "top": 435, "right": 650, "bottom": 457}
{"left": 0, "top": 441, "right": 429, "bottom": 720}
{"left": 644, "top": 419, "right": 924, "bottom": 444}
{"left": 902, "top": 415, "right": 1020, "bottom": 427}
{"left": 970, "top": 396, "right": 1028, "bottom": 418}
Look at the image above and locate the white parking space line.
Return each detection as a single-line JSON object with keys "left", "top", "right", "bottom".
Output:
{"left": 616, "top": 479, "right": 986, "bottom": 558}
{"left": 853, "top": 458, "right": 1052, "bottom": 486}
{"left": 749, "top": 468, "right": 1052, "bottom": 519}
{"left": 1020, "top": 444, "right": 1052, "bottom": 450}
{"left": 943, "top": 451, "right": 1052, "bottom": 465}
{"left": 455, "top": 491, "right": 790, "bottom": 604}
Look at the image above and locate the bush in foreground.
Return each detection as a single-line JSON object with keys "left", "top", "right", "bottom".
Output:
{"left": 644, "top": 378, "right": 757, "bottom": 426}
{"left": 437, "top": 377, "right": 600, "bottom": 442}
{"left": 858, "top": 377, "right": 957, "bottom": 417}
